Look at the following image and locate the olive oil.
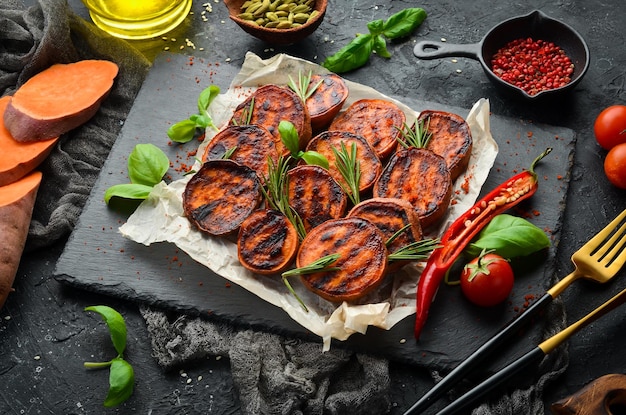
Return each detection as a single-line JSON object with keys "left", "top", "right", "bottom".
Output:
{"left": 81, "top": 0, "right": 192, "bottom": 40}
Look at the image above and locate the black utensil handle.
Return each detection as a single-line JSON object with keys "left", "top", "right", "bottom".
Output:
{"left": 403, "top": 292, "right": 553, "bottom": 415}
{"left": 413, "top": 40, "right": 481, "bottom": 60}
{"left": 435, "top": 347, "right": 546, "bottom": 415}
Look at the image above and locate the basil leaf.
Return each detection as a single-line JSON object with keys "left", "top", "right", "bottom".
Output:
{"left": 279, "top": 120, "right": 300, "bottom": 156}
{"left": 104, "top": 358, "right": 134, "bottom": 407}
{"left": 197, "top": 85, "right": 220, "bottom": 113}
{"left": 322, "top": 33, "right": 374, "bottom": 73}
{"left": 104, "top": 183, "right": 154, "bottom": 204}
{"left": 300, "top": 150, "right": 329, "bottom": 169}
{"left": 465, "top": 214, "right": 551, "bottom": 259}
{"left": 367, "top": 19, "right": 385, "bottom": 35}
{"left": 372, "top": 35, "right": 391, "bottom": 58}
{"left": 382, "top": 8, "right": 427, "bottom": 39}
{"left": 85, "top": 306, "right": 127, "bottom": 356}
{"left": 189, "top": 113, "right": 210, "bottom": 129}
{"left": 127, "top": 144, "right": 169, "bottom": 186}
{"left": 167, "top": 119, "right": 198, "bottom": 143}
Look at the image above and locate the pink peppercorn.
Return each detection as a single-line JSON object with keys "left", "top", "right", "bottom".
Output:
{"left": 491, "top": 37, "right": 574, "bottom": 96}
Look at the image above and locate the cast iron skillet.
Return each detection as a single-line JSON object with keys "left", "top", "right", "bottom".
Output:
{"left": 413, "top": 10, "right": 590, "bottom": 100}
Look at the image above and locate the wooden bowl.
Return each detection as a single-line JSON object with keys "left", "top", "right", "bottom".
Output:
{"left": 224, "top": 0, "right": 327, "bottom": 45}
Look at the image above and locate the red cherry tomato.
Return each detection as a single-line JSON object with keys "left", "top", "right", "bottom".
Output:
{"left": 604, "top": 142, "right": 626, "bottom": 189}
{"left": 594, "top": 105, "right": 626, "bottom": 150}
{"left": 460, "top": 251, "right": 514, "bottom": 307}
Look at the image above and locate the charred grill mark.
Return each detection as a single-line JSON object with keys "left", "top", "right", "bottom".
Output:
{"left": 183, "top": 160, "right": 261, "bottom": 235}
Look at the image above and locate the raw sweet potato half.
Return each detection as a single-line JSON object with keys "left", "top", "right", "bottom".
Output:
{"left": 0, "top": 170, "right": 42, "bottom": 309}
{"left": 0, "top": 96, "right": 58, "bottom": 187}
{"left": 4, "top": 60, "right": 119, "bottom": 142}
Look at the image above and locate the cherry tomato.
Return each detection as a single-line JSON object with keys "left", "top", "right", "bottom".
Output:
{"left": 460, "top": 251, "right": 514, "bottom": 307}
{"left": 594, "top": 105, "right": 626, "bottom": 150}
{"left": 604, "top": 142, "right": 626, "bottom": 189}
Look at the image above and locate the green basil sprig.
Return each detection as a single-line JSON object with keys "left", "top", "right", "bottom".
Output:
{"left": 278, "top": 120, "right": 328, "bottom": 168}
{"left": 322, "top": 8, "right": 427, "bottom": 73}
{"left": 167, "top": 85, "right": 220, "bottom": 143}
{"left": 84, "top": 305, "right": 135, "bottom": 407}
{"left": 104, "top": 143, "right": 169, "bottom": 204}
{"left": 465, "top": 214, "right": 551, "bottom": 259}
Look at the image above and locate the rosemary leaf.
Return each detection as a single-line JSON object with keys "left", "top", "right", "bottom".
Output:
{"left": 388, "top": 238, "right": 440, "bottom": 262}
{"left": 331, "top": 141, "right": 361, "bottom": 205}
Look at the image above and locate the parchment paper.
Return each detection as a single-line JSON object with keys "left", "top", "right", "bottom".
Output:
{"left": 120, "top": 52, "right": 498, "bottom": 350}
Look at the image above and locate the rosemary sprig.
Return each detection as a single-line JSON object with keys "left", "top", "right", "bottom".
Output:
{"left": 261, "top": 155, "right": 307, "bottom": 240}
{"left": 288, "top": 70, "right": 323, "bottom": 103}
{"left": 331, "top": 141, "right": 361, "bottom": 205}
{"left": 282, "top": 253, "right": 342, "bottom": 312}
{"left": 388, "top": 238, "right": 440, "bottom": 262}
{"left": 396, "top": 118, "right": 432, "bottom": 149}
{"left": 231, "top": 96, "right": 255, "bottom": 126}
{"left": 221, "top": 146, "right": 237, "bottom": 160}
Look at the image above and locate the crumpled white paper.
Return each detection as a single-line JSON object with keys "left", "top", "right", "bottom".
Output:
{"left": 120, "top": 52, "right": 498, "bottom": 350}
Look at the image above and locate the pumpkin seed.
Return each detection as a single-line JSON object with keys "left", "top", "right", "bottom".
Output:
{"left": 238, "top": 0, "right": 317, "bottom": 29}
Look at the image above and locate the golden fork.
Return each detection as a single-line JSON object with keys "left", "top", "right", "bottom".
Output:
{"left": 404, "top": 208, "right": 626, "bottom": 415}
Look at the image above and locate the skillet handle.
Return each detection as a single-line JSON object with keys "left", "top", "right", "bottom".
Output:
{"left": 413, "top": 40, "right": 481, "bottom": 60}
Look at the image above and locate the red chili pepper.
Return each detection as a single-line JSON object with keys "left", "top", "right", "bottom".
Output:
{"left": 414, "top": 147, "right": 552, "bottom": 339}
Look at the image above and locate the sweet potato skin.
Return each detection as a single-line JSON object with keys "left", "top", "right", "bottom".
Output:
{"left": 0, "top": 96, "right": 58, "bottom": 186}
{"left": 417, "top": 110, "right": 473, "bottom": 180}
{"left": 183, "top": 159, "right": 262, "bottom": 236}
{"left": 4, "top": 60, "right": 119, "bottom": 142}
{"left": 0, "top": 170, "right": 42, "bottom": 309}
{"left": 296, "top": 217, "right": 388, "bottom": 302}
{"left": 373, "top": 147, "right": 452, "bottom": 228}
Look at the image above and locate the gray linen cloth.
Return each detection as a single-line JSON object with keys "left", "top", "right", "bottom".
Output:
{"left": 1, "top": 1, "right": 568, "bottom": 414}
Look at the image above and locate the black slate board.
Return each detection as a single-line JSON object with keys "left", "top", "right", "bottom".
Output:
{"left": 54, "top": 53, "right": 575, "bottom": 370}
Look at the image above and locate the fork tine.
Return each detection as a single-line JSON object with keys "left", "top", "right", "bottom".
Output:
{"left": 591, "top": 209, "right": 626, "bottom": 258}
{"left": 605, "top": 223, "right": 626, "bottom": 272}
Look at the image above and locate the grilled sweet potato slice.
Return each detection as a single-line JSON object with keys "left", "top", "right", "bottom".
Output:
{"left": 296, "top": 217, "right": 388, "bottom": 302}
{"left": 347, "top": 197, "right": 423, "bottom": 273}
{"left": 329, "top": 98, "right": 405, "bottom": 160}
{"left": 183, "top": 159, "right": 262, "bottom": 236}
{"left": 373, "top": 147, "right": 452, "bottom": 229}
{"left": 287, "top": 164, "right": 348, "bottom": 232}
{"left": 238, "top": 209, "right": 299, "bottom": 275}
{"left": 305, "top": 130, "right": 382, "bottom": 194}
{"left": 201, "top": 124, "right": 278, "bottom": 182}
{"left": 230, "top": 84, "right": 312, "bottom": 156}
{"left": 417, "top": 110, "right": 473, "bottom": 180}
{"left": 306, "top": 73, "right": 349, "bottom": 132}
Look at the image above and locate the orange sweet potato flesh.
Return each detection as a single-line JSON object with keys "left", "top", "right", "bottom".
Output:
{"left": 373, "top": 147, "right": 452, "bottom": 229}
{"left": 305, "top": 130, "right": 382, "bottom": 194}
{"left": 306, "top": 73, "right": 348, "bottom": 132}
{"left": 4, "top": 60, "right": 119, "bottom": 142}
{"left": 329, "top": 98, "right": 406, "bottom": 161}
{"left": 0, "top": 170, "right": 42, "bottom": 309}
{"left": 0, "top": 96, "right": 58, "bottom": 187}
{"left": 230, "top": 84, "right": 312, "bottom": 156}
{"left": 237, "top": 209, "right": 299, "bottom": 275}
{"left": 296, "top": 217, "right": 388, "bottom": 302}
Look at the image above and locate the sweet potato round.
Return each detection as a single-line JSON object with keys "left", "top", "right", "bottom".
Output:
{"left": 296, "top": 217, "right": 388, "bottom": 302}
{"left": 0, "top": 96, "right": 58, "bottom": 186}
{"left": 4, "top": 60, "right": 119, "bottom": 142}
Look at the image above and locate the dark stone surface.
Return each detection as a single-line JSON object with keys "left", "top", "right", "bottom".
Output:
{"left": 2, "top": 0, "right": 626, "bottom": 414}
